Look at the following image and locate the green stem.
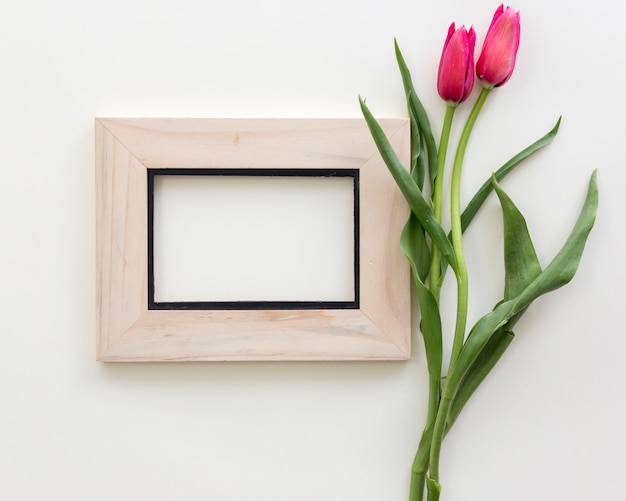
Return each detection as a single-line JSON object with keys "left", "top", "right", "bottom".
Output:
{"left": 448, "top": 87, "right": 491, "bottom": 370}
{"left": 428, "top": 87, "right": 491, "bottom": 489}
{"left": 426, "top": 376, "right": 440, "bottom": 436}
{"left": 409, "top": 104, "right": 455, "bottom": 501}
{"left": 429, "top": 104, "right": 456, "bottom": 302}
{"left": 409, "top": 420, "right": 435, "bottom": 501}
{"left": 427, "top": 389, "right": 451, "bottom": 485}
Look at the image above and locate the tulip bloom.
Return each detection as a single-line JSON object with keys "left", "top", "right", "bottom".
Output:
{"left": 476, "top": 5, "right": 521, "bottom": 87}
{"left": 437, "top": 23, "right": 476, "bottom": 104}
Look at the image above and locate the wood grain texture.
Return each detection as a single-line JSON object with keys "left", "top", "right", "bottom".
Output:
{"left": 95, "top": 118, "right": 411, "bottom": 361}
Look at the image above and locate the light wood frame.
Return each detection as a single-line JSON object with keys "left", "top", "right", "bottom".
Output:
{"left": 96, "top": 118, "right": 410, "bottom": 361}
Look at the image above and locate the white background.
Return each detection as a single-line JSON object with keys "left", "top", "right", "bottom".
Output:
{"left": 152, "top": 175, "right": 355, "bottom": 302}
{"left": 1, "top": 0, "right": 624, "bottom": 500}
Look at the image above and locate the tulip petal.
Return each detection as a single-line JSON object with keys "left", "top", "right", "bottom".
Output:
{"left": 476, "top": 5, "right": 520, "bottom": 87}
{"left": 437, "top": 24, "right": 476, "bottom": 103}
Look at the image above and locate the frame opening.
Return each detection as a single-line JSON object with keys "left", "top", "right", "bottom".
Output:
{"left": 148, "top": 169, "right": 360, "bottom": 310}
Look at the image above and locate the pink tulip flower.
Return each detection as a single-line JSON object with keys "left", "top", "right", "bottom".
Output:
{"left": 437, "top": 23, "right": 476, "bottom": 104}
{"left": 476, "top": 5, "right": 521, "bottom": 87}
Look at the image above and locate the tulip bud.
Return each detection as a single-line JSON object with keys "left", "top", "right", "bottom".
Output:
{"left": 476, "top": 5, "right": 521, "bottom": 88}
{"left": 437, "top": 23, "right": 476, "bottom": 104}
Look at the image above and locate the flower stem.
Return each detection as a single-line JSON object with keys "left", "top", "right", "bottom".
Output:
{"left": 429, "top": 104, "right": 456, "bottom": 302}
{"left": 428, "top": 87, "right": 491, "bottom": 490}
{"left": 409, "top": 419, "right": 434, "bottom": 501}
{"left": 448, "top": 87, "right": 491, "bottom": 370}
{"left": 409, "top": 103, "right": 455, "bottom": 501}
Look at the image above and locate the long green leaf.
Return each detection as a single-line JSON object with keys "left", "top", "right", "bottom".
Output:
{"left": 446, "top": 170, "right": 598, "bottom": 400}
{"left": 401, "top": 216, "right": 442, "bottom": 379}
{"left": 359, "top": 97, "right": 458, "bottom": 273}
{"left": 445, "top": 177, "right": 548, "bottom": 428}
{"left": 460, "top": 118, "right": 561, "bottom": 233}
{"left": 402, "top": 215, "right": 441, "bottom": 501}
{"left": 446, "top": 329, "right": 514, "bottom": 431}
{"left": 409, "top": 103, "right": 426, "bottom": 189}
{"left": 439, "top": 118, "right": 562, "bottom": 280}
{"left": 401, "top": 213, "right": 430, "bottom": 282}
{"left": 395, "top": 39, "right": 438, "bottom": 188}
{"left": 493, "top": 176, "right": 543, "bottom": 300}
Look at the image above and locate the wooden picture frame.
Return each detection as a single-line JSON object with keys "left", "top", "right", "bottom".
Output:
{"left": 95, "top": 118, "right": 410, "bottom": 361}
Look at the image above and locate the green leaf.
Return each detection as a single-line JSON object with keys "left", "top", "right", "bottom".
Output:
{"left": 409, "top": 103, "right": 426, "bottom": 190}
{"left": 401, "top": 216, "right": 442, "bottom": 380}
{"left": 445, "top": 329, "right": 514, "bottom": 431}
{"left": 359, "top": 96, "right": 458, "bottom": 274}
{"left": 395, "top": 39, "right": 438, "bottom": 188}
{"left": 444, "top": 178, "right": 547, "bottom": 428}
{"left": 492, "top": 175, "right": 542, "bottom": 300}
{"left": 446, "top": 170, "right": 598, "bottom": 401}
{"left": 439, "top": 118, "right": 562, "bottom": 280}
{"left": 460, "top": 118, "right": 561, "bottom": 233}
{"left": 401, "top": 213, "right": 430, "bottom": 282}
{"left": 402, "top": 216, "right": 441, "bottom": 501}
{"left": 511, "top": 169, "right": 598, "bottom": 303}
{"left": 426, "top": 477, "right": 441, "bottom": 501}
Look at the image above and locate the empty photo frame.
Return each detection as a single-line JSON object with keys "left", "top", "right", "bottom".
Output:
{"left": 95, "top": 118, "right": 410, "bottom": 361}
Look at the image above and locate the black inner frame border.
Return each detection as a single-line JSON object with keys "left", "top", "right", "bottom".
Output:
{"left": 147, "top": 168, "right": 360, "bottom": 310}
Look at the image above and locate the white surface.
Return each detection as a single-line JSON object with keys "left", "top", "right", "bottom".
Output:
{"left": 153, "top": 175, "right": 355, "bottom": 302}
{"left": 0, "top": 0, "right": 624, "bottom": 500}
